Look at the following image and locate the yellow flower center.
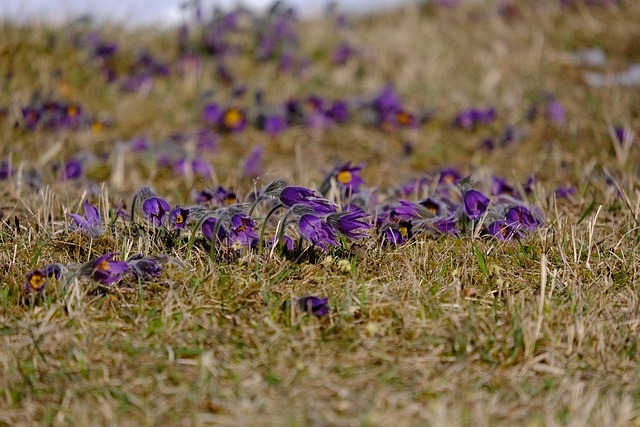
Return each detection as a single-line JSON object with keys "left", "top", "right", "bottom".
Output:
{"left": 397, "top": 111, "right": 411, "bottom": 125}
{"left": 224, "top": 109, "right": 242, "bottom": 128}
{"left": 224, "top": 195, "right": 237, "bottom": 205}
{"left": 67, "top": 105, "right": 78, "bottom": 117}
{"left": 399, "top": 226, "right": 408, "bottom": 238}
{"left": 29, "top": 273, "right": 46, "bottom": 290}
{"left": 176, "top": 214, "right": 184, "bottom": 224}
{"left": 91, "top": 121, "right": 103, "bottom": 132}
{"left": 336, "top": 170, "right": 352, "bottom": 184}
{"left": 97, "top": 259, "right": 110, "bottom": 271}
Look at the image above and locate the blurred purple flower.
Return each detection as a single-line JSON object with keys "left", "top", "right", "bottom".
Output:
{"left": 219, "top": 107, "right": 247, "bottom": 132}
{"left": 487, "top": 220, "right": 521, "bottom": 241}
{"left": 298, "top": 214, "right": 339, "bottom": 251}
{"left": 126, "top": 253, "right": 163, "bottom": 280}
{"left": 25, "top": 269, "right": 47, "bottom": 292}
{"left": 90, "top": 253, "right": 129, "bottom": 285}
{"left": 61, "top": 159, "right": 83, "bottom": 181}
{"left": 296, "top": 296, "right": 330, "bottom": 317}
{"left": 244, "top": 145, "right": 263, "bottom": 179}
{"left": 463, "top": 189, "right": 490, "bottom": 220}
{"left": 174, "top": 158, "right": 212, "bottom": 178}
{"left": 505, "top": 205, "right": 540, "bottom": 231}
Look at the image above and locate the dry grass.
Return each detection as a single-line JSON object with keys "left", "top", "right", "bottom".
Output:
{"left": 1, "top": 1, "right": 640, "bottom": 425}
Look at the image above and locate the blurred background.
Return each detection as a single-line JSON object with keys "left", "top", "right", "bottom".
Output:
{"left": 0, "top": 0, "right": 421, "bottom": 26}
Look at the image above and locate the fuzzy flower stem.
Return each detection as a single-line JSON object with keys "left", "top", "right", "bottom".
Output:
{"left": 258, "top": 203, "right": 284, "bottom": 254}
{"left": 186, "top": 210, "right": 217, "bottom": 258}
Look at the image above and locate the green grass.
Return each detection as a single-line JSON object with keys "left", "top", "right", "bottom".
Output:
{"left": 1, "top": 1, "right": 640, "bottom": 425}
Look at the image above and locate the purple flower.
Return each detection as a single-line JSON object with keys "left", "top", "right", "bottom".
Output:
{"left": 280, "top": 187, "right": 338, "bottom": 214}
{"left": 325, "top": 100, "right": 349, "bottom": 123}
{"left": 219, "top": 107, "right": 246, "bottom": 132}
{"left": 25, "top": 270, "right": 47, "bottom": 292}
{"left": 547, "top": 100, "right": 566, "bottom": 125}
{"left": 554, "top": 185, "right": 576, "bottom": 199}
{"left": 174, "top": 159, "right": 212, "bottom": 178}
{"left": 203, "top": 103, "right": 222, "bottom": 124}
{"left": 491, "top": 176, "right": 518, "bottom": 197}
{"left": 69, "top": 199, "right": 102, "bottom": 238}
{"left": 169, "top": 207, "right": 190, "bottom": 229}
{"left": 296, "top": 296, "right": 330, "bottom": 317}
{"left": 90, "top": 253, "right": 129, "bottom": 285}
{"left": 487, "top": 221, "right": 521, "bottom": 241}
{"left": 505, "top": 205, "right": 540, "bottom": 231}
{"left": 432, "top": 217, "right": 460, "bottom": 235}
{"left": 298, "top": 214, "right": 339, "bottom": 252}
{"left": 61, "top": 159, "right": 83, "bottom": 181}
{"left": 390, "top": 200, "right": 421, "bottom": 221}
{"left": 438, "top": 168, "right": 462, "bottom": 185}
{"left": 202, "top": 217, "right": 228, "bottom": 244}
{"left": 382, "top": 220, "right": 412, "bottom": 246}
{"left": 332, "top": 42, "right": 354, "bottom": 65}
{"left": 244, "top": 145, "right": 263, "bottom": 179}
{"left": 142, "top": 197, "right": 171, "bottom": 226}
{"left": 463, "top": 189, "right": 490, "bottom": 220}
{"left": 43, "top": 263, "right": 66, "bottom": 280}
{"left": 0, "top": 160, "right": 14, "bottom": 180}
{"left": 126, "top": 253, "right": 163, "bottom": 280}
{"left": 327, "top": 211, "right": 373, "bottom": 240}
{"left": 229, "top": 214, "right": 258, "bottom": 247}
{"left": 330, "top": 162, "right": 365, "bottom": 193}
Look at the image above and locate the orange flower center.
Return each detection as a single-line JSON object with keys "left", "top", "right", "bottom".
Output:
{"left": 97, "top": 259, "right": 110, "bottom": 271}
{"left": 336, "top": 170, "right": 352, "bottom": 184}
{"left": 30, "top": 273, "right": 46, "bottom": 290}
{"left": 224, "top": 109, "right": 242, "bottom": 128}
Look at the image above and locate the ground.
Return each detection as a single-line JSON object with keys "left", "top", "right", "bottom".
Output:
{"left": 0, "top": 1, "right": 639, "bottom": 426}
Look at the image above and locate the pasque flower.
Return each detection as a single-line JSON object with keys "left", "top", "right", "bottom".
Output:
{"left": 126, "top": 253, "right": 163, "bottom": 280}
{"left": 86, "top": 253, "right": 129, "bottom": 285}
{"left": 169, "top": 207, "right": 190, "bottom": 229}
{"left": 25, "top": 270, "right": 47, "bottom": 292}
{"left": 463, "top": 189, "right": 490, "bottom": 220}
{"left": 143, "top": 197, "right": 172, "bottom": 226}
{"left": 327, "top": 210, "right": 373, "bottom": 240}
{"left": 280, "top": 186, "right": 338, "bottom": 214}
{"left": 69, "top": 199, "right": 103, "bottom": 238}
{"left": 229, "top": 213, "right": 258, "bottom": 247}
{"left": 298, "top": 214, "right": 339, "bottom": 251}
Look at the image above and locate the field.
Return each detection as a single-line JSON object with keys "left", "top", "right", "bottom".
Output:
{"left": 1, "top": 1, "right": 639, "bottom": 425}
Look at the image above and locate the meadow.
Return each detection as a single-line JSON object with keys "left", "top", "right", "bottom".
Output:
{"left": 0, "top": 1, "right": 639, "bottom": 425}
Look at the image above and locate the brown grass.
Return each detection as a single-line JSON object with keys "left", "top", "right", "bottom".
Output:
{"left": 1, "top": 1, "right": 639, "bottom": 425}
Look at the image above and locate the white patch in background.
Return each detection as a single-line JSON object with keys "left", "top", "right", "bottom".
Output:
{"left": 0, "top": 0, "right": 421, "bottom": 27}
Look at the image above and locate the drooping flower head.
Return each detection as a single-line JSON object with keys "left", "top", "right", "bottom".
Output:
{"left": 126, "top": 253, "right": 163, "bottom": 280}
{"left": 327, "top": 210, "right": 373, "bottom": 240}
{"left": 90, "top": 253, "right": 129, "bottom": 285}
{"left": 298, "top": 214, "right": 339, "bottom": 252}
{"left": 463, "top": 189, "right": 490, "bottom": 220}
{"left": 280, "top": 186, "right": 338, "bottom": 214}
{"left": 142, "top": 197, "right": 172, "bottom": 227}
